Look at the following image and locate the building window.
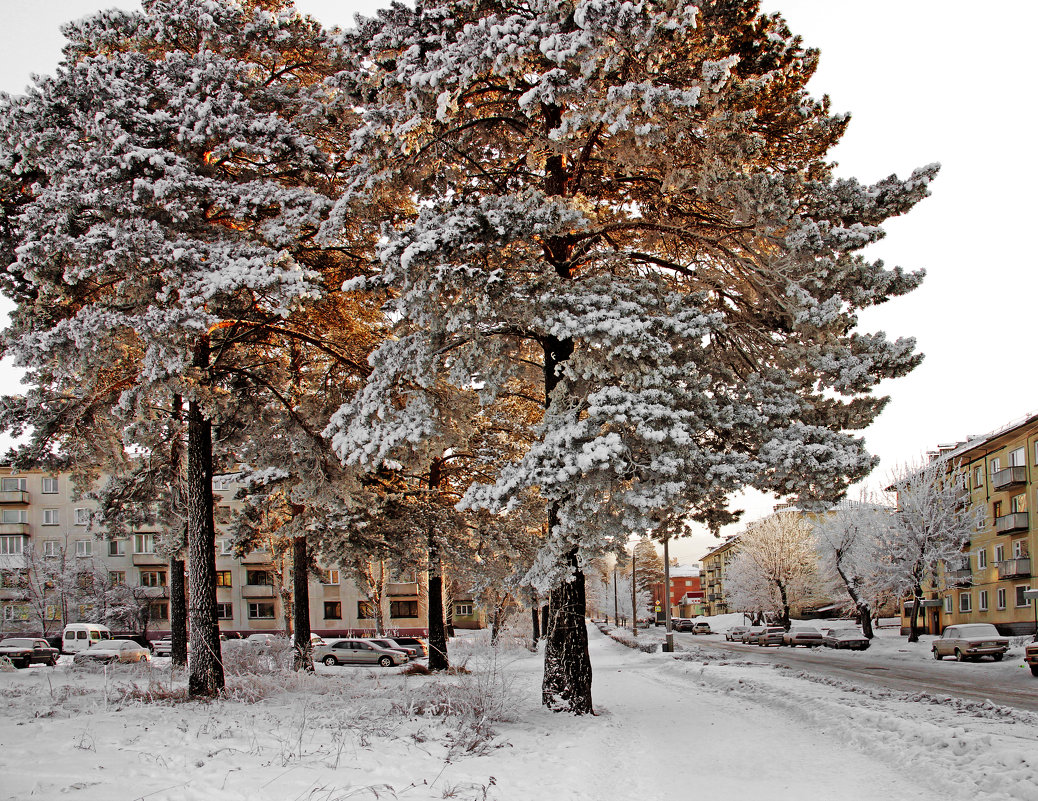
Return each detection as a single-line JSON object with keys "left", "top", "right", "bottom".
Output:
{"left": 977, "top": 548, "right": 987, "bottom": 569}
{"left": 1014, "top": 539, "right": 1029, "bottom": 559}
{"left": 1009, "top": 446, "right": 1026, "bottom": 467}
{"left": 213, "top": 476, "right": 235, "bottom": 492}
{"left": 41, "top": 477, "right": 59, "bottom": 494}
{"left": 992, "top": 500, "right": 1002, "bottom": 521}
{"left": 109, "top": 571, "right": 126, "bottom": 586}
{"left": 997, "top": 588, "right": 1007, "bottom": 610}
{"left": 995, "top": 544, "right": 1005, "bottom": 563}
{"left": 75, "top": 540, "right": 92, "bottom": 557}
{"left": 140, "top": 570, "right": 167, "bottom": 588}
{"left": 248, "top": 602, "right": 275, "bottom": 619}
{"left": 390, "top": 600, "right": 419, "bottom": 619}
{"left": 216, "top": 570, "right": 233, "bottom": 587}
{"left": 1017, "top": 586, "right": 1033, "bottom": 608}
{"left": 322, "top": 569, "right": 340, "bottom": 585}
{"left": 324, "top": 601, "right": 342, "bottom": 620}
{"left": 943, "top": 596, "right": 953, "bottom": 614}
{"left": 959, "top": 594, "right": 971, "bottom": 613}
{"left": 990, "top": 456, "right": 1001, "bottom": 476}
{"left": 134, "top": 533, "right": 155, "bottom": 554}
{"left": 246, "top": 570, "right": 272, "bottom": 586}
{"left": 43, "top": 540, "right": 60, "bottom": 557}
{"left": 1011, "top": 493, "right": 1028, "bottom": 514}
{"left": 149, "top": 602, "right": 169, "bottom": 620}
{"left": 455, "top": 603, "right": 473, "bottom": 616}
{"left": 219, "top": 539, "right": 234, "bottom": 556}
{"left": 973, "top": 466, "right": 984, "bottom": 488}
{"left": 1, "top": 509, "right": 27, "bottom": 524}
{"left": 43, "top": 509, "right": 59, "bottom": 526}
{"left": 0, "top": 477, "right": 26, "bottom": 492}
{"left": 74, "top": 508, "right": 90, "bottom": 526}
{"left": 0, "top": 536, "right": 24, "bottom": 556}
{"left": 978, "top": 590, "right": 989, "bottom": 611}
{"left": 357, "top": 601, "right": 375, "bottom": 619}
{"left": 216, "top": 602, "right": 233, "bottom": 620}
{"left": 108, "top": 539, "right": 126, "bottom": 557}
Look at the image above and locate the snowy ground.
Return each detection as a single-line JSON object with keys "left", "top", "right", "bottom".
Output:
{"left": 2, "top": 623, "right": 1037, "bottom": 801}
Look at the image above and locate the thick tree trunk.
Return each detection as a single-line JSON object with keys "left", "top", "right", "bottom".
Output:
{"left": 541, "top": 604, "right": 549, "bottom": 639}
{"left": 426, "top": 459, "right": 449, "bottom": 670}
{"left": 444, "top": 578, "right": 456, "bottom": 638}
{"left": 169, "top": 556, "right": 188, "bottom": 666}
{"left": 777, "top": 581, "right": 790, "bottom": 630}
{"left": 531, "top": 595, "right": 540, "bottom": 643}
{"left": 187, "top": 341, "right": 224, "bottom": 698}
{"left": 908, "top": 582, "right": 923, "bottom": 643}
{"left": 542, "top": 546, "right": 593, "bottom": 715}
{"left": 835, "top": 563, "right": 874, "bottom": 639}
{"left": 292, "top": 535, "right": 313, "bottom": 672}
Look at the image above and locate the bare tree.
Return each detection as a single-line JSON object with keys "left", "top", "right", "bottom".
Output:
{"left": 880, "top": 458, "right": 981, "bottom": 643}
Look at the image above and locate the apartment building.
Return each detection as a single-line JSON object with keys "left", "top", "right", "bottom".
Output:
{"left": 699, "top": 536, "right": 739, "bottom": 616}
{"left": 901, "top": 413, "right": 1038, "bottom": 636}
{"left": 0, "top": 467, "right": 430, "bottom": 638}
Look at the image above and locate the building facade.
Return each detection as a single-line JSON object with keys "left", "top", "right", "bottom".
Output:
{"left": 699, "top": 536, "right": 739, "bottom": 616}
{"left": 900, "top": 413, "right": 1038, "bottom": 636}
{"left": 0, "top": 468, "right": 431, "bottom": 638}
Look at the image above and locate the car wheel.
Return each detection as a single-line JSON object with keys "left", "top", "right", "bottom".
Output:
{"left": 322, "top": 656, "right": 338, "bottom": 666}
{"left": 1030, "top": 665, "right": 1038, "bottom": 677}
{"left": 992, "top": 653, "right": 1004, "bottom": 662}
{"left": 954, "top": 649, "right": 965, "bottom": 662}
{"left": 48, "top": 658, "right": 57, "bottom": 667}
{"left": 378, "top": 656, "right": 393, "bottom": 667}
{"left": 932, "top": 648, "right": 941, "bottom": 660}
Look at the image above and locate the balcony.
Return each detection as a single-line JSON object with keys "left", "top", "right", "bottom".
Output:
{"left": 998, "top": 558, "right": 1031, "bottom": 579}
{"left": 0, "top": 491, "right": 29, "bottom": 504}
{"left": 137, "top": 585, "right": 169, "bottom": 598}
{"left": 0, "top": 523, "right": 30, "bottom": 536}
{"left": 992, "top": 466, "right": 1028, "bottom": 491}
{"left": 132, "top": 552, "right": 166, "bottom": 566}
{"left": 387, "top": 581, "right": 419, "bottom": 597}
{"left": 0, "top": 587, "right": 28, "bottom": 601}
{"left": 240, "top": 550, "right": 272, "bottom": 565}
{"left": 241, "top": 584, "right": 274, "bottom": 598}
{"left": 946, "top": 569, "right": 972, "bottom": 588}
{"left": 995, "top": 512, "right": 1029, "bottom": 535}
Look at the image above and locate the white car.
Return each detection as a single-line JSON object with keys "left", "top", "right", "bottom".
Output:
{"left": 73, "top": 639, "right": 151, "bottom": 665}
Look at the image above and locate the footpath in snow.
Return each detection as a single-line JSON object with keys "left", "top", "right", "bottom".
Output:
{"left": 2, "top": 625, "right": 1037, "bottom": 800}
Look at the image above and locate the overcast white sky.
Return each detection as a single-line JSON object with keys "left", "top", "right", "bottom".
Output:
{"left": 2, "top": 1, "right": 1036, "bottom": 565}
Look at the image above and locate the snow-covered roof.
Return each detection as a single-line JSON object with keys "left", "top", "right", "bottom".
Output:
{"left": 668, "top": 565, "right": 699, "bottom": 578}
{"left": 931, "top": 409, "right": 1038, "bottom": 463}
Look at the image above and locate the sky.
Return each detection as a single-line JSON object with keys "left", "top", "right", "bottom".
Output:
{"left": 1, "top": 1, "right": 1036, "bottom": 566}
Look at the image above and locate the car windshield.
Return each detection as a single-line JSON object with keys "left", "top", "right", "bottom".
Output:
{"left": 1, "top": 638, "right": 33, "bottom": 647}
{"left": 952, "top": 624, "right": 1001, "bottom": 638}
{"left": 833, "top": 630, "right": 860, "bottom": 638}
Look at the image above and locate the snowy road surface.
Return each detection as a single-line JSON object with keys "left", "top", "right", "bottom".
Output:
{"left": 2, "top": 625, "right": 1037, "bottom": 800}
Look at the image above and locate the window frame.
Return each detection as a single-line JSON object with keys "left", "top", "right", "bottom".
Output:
{"left": 958, "top": 593, "right": 972, "bottom": 613}
{"left": 133, "top": 533, "right": 155, "bottom": 554}
{"left": 1016, "top": 585, "right": 1033, "bottom": 608}
{"left": 247, "top": 601, "right": 275, "bottom": 619}
{"left": 389, "top": 600, "right": 419, "bottom": 619}
{"left": 139, "top": 570, "right": 167, "bottom": 588}
{"left": 74, "top": 508, "right": 91, "bottom": 526}
{"left": 41, "top": 477, "right": 59, "bottom": 494}
{"left": 216, "top": 602, "right": 233, "bottom": 620}
{"left": 997, "top": 588, "right": 1007, "bottom": 610}
{"left": 42, "top": 508, "right": 60, "bottom": 526}
{"left": 74, "top": 539, "right": 92, "bottom": 557}
{"left": 323, "top": 601, "right": 342, "bottom": 620}
{"left": 978, "top": 590, "right": 989, "bottom": 611}
{"left": 215, "top": 570, "right": 233, "bottom": 588}
{"left": 977, "top": 548, "right": 987, "bottom": 569}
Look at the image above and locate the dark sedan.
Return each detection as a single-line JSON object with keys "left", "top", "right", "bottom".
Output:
{"left": 822, "top": 628, "right": 870, "bottom": 650}
{"left": 0, "top": 638, "right": 60, "bottom": 668}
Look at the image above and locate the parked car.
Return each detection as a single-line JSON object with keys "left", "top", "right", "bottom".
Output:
{"left": 61, "top": 623, "right": 113, "bottom": 654}
{"left": 0, "top": 638, "right": 60, "bottom": 668}
{"left": 366, "top": 638, "right": 422, "bottom": 658}
{"left": 932, "top": 624, "right": 1009, "bottom": 662}
{"left": 725, "top": 625, "right": 749, "bottom": 641}
{"left": 782, "top": 626, "right": 824, "bottom": 647}
{"left": 740, "top": 625, "right": 769, "bottom": 644}
{"left": 314, "top": 639, "right": 409, "bottom": 667}
{"left": 152, "top": 637, "right": 174, "bottom": 657}
{"left": 388, "top": 637, "right": 428, "bottom": 657}
{"left": 692, "top": 622, "right": 712, "bottom": 635}
{"left": 1025, "top": 641, "right": 1038, "bottom": 676}
{"left": 73, "top": 639, "right": 152, "bottom": 665}
{"left": 245, "top": 633, "right": 279, "bottom": 647}
{"left": 673, "top": 618, "right": 694, "bottom": 632}
{"left": 822, "top": 628, "right": 870, "bottom": 650}
{"left": 757, "top": 626, "right": 785, "bottom": 647}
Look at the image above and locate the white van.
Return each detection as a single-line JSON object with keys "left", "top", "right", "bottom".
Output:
{"left": 61, "top": 623, "right": 113, "bottom": 654}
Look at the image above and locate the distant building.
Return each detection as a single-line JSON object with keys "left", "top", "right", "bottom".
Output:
{"left": 699, "top": 536, "right": 739, "bottom": 616}
{"left": 650, "top": 565, "right": 703, "bottom": 618}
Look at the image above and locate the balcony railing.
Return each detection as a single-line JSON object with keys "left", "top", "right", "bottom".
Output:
{"left": 995, "top": 512, "right": 1029, "bottom": 534}
{"left": 131, "top": 552, "right": 166, "bottom": 566}
{"left": 0, "top": 490, "right": 29, "bottom": 504}
{"left": 241, "top": 584, "right": 275, "bottom": 598}
{"left": 992, "top": 466, "right": 1028, "bottom": 491}
{"left": 997, "top": 557, "right": 1031, "bottom": 579}
{"left": 0, "top": 523, "right": 30, "bottom": 536}
{"left": 946, "top": 569, "right": 972, "bottom": 587}
{"left": 387, "top": 582, "right": 420, "bottom": 597}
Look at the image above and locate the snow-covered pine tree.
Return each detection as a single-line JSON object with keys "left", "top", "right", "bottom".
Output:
{"left": 330, "top": 0, "right": 936, "bottom": 712}
{"left": 0, "top": 0, "right": 366, "bottom": 696}
{"left": 880, "top": 458, "right": 980, "bottom": 643}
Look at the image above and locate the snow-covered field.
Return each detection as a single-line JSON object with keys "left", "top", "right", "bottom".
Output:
{"left": 2, "top": 623, "right": 1037, "bottom": 800}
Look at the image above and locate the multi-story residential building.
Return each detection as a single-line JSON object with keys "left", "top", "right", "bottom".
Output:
{"left": 699, "top": 536, "right": 739, "bottom": 616}
{"left": 0, "top": 467, "right": 430, "bottom": 638}
{"left": 900, "top": 412, "right": 1038, "bottom": 636}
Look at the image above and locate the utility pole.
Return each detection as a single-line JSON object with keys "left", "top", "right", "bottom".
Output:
{"left": 663, "top": 536, "right": 673, "bottom": 653}
{"left": 612, "top": 567, "right": 618, "bottom": 626}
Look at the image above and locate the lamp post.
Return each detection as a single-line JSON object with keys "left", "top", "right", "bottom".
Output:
{"left": 663, "top": 536, "right": 673, "bottom": 653}
{"left": 1024, "top": 589, "right": 1038, "bottom": 642}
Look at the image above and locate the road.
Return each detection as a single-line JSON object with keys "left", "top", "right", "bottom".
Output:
{"left": 671, "top": 631, "right": 1038, "bottom": 713}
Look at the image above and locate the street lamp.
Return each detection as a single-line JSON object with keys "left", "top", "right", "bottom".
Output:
{"left": 1024, "top": 589, "right": 1038, "bottom": 642}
